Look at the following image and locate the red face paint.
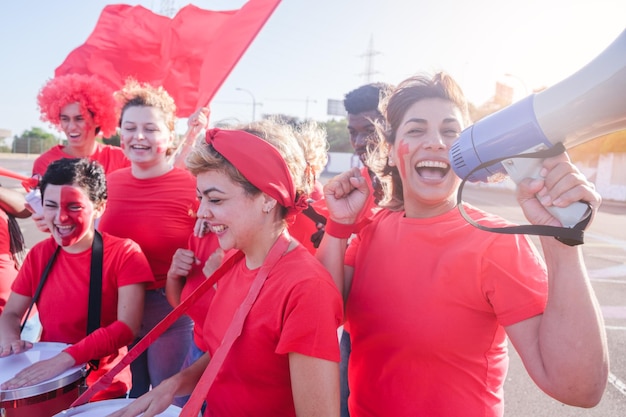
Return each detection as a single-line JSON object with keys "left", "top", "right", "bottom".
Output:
{"left": 55, "top": 185, "right": 94, "bottom": 247}
{"left": 396, "top": 139, "right": 410, "bottom": 177}
{"left": 155, "top": 141, "right": 168, "bottom": 154}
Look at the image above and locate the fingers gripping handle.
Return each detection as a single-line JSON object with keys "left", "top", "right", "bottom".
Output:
{"left": 501, "top": 143, "right": 591, "bottom": 228}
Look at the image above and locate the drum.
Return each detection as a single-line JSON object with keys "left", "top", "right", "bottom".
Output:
{"left": 0, "top": 342, "right": 85, "bottom": 417}
{"left": 54, "top": 399, "right": 183, "bottom": 416}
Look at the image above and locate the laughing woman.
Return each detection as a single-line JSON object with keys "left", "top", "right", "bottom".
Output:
{"left": 316, "top": 73, "right": 608, "bottom": 417}
{"left": 98, "top": 80, "right": 198, "bottom": 398}
{"left": 111, "top": 120, "right": 343, "bottom": 417}
{"left": 0, "top": 158, "right": 153, "bottom": 401}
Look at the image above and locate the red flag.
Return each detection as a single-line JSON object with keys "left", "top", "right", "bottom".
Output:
{"left": 55, "top": 0, "right": 281, "bottom": 117}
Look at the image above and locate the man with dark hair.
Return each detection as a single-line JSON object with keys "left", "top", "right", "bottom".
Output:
{"left": 339, "top": 82, "right": 393, "bottom": 417}
{"left": 343, "top": 82, "right": 393, "bottom": 205}
{"left": 344, "top": 82, "right": 392, "bottom": 165}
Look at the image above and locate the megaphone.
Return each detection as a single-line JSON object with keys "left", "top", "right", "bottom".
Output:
{"left": 450, "top": 29, "right": 626, "bottom": 227}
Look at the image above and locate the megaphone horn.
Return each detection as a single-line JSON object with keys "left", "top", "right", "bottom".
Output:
{"left": 450, "top": 29, "right": 626, "bottom": 227}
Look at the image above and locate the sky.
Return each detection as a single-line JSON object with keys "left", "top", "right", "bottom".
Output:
{"left": 0, "top": 0, "right": 624, "bottom": 142}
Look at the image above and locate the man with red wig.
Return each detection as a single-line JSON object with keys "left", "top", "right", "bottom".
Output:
{"left": 34, "top": 74, "right": 129, "bottom": 177}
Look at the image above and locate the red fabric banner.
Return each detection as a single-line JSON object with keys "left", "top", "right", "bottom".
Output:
{"left": 55, "top": 0, "right": 281, "bottom": 117}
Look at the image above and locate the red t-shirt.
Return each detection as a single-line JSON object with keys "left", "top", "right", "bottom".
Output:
{"left": 12, "top": 233, "right": 154, "bottom": 400}
{"left": 98, "top": 167, "right": 198, "bottom": 288}
{"left": 0, "top": 210, "right": 18, "bottom": 313}
{"left": 344, "top": 205, "right": 548, "bottom": 417}
{"left": 179, "top": 233, "right": 225, "bottom": 352}
{"left": 32, "top": 143, "right": 129, "bottom": 177}
{"left": 202, "top": 245, "right": 343, "bottom": 416}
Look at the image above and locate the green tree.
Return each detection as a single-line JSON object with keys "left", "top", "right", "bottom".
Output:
{"left": 320, "top": 118, "right": 351, "bottom": 153}
{"left": 102, "top": 132, "right": 121, "bottom": 147}
{"left": 12, "top": 128, "right": 60, "bottom": 154}
{"left": 259, "top": 114, "right": 352, "bottom": 153}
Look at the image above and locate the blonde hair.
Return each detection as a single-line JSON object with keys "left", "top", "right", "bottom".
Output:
{"left": 114, "top": 78, "right": 178, "bottom": 155}
{"left": 293, "top": 121, "right": 329, "bottom": 184}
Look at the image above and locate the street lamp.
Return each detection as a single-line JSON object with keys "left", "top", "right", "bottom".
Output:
{"left": 236, "top": 87, "right": 256, "bottom": 121}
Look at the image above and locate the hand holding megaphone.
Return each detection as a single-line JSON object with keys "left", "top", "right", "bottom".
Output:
{"left": 450, "top": 29, "right": 626, "bottom": 228}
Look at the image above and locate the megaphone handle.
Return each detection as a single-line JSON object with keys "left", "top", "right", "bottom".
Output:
{"left": 502, "top": 154, "right": 591, "bottom": 228}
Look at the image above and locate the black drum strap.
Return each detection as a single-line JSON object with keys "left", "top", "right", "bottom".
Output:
{"left": 20, "top": 246, "right": 60, "bottom": 333}
{"left": 86, "top": 231, "right": 104, "bottom": 370}
{"left": 19, "top": 231, "right": 104, "bottom": 371}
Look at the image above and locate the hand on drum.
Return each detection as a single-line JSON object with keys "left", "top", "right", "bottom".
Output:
{"left": 106, "top": 384, "right": 177, "bottom": 417}
{"left": 1, "top": 351, "right": 74, "bottom": 390}
{"left": 0, "top": 339, "right": 33, "bottom": 357}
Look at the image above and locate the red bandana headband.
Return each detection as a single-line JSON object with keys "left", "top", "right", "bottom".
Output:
{"left": 205, "top": 128, "right": 308, "bottom": 217}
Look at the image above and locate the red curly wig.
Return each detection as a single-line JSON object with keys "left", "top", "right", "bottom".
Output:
{"left": 37, "top": 74, "right": 118, "bottom": 138}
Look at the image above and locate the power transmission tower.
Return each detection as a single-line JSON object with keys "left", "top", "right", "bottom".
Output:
{"left": 360, "top": 35, "right": 380, "bottom": 83}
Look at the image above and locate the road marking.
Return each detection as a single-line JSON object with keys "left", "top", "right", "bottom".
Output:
{"left": 601, "top": 306, "right": 626, "bottom": 319}
{"left": 591, "top": 278, "right": 626, "bottom": 284}
{"left": 585, "top": 232, "right": 626, "bottom": 247}
{"left": 609, "top": 372, "right": 626, "bottom": 396}
{"left": 589, "top": 264, "right": 626, "bottom": 279}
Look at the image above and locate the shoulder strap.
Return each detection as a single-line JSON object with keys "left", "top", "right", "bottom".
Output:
{"left": 302, "top": 202, "right": 327, "bottom": 248}
{"left": 20, "top": 245, "right": 60, "bottom": 333}
{"left": 86, "top": 231, "right": 104, "bottom": 370}
{"left": 87, "top": 231, "right": 103, "bottom": 335}
{"left": 71, "top": 247, "right": 246, "bottom": 407}
{"left": 180, "top": 232, "right": 291, "bottom": 417}
{"left": 456, "top": 142, "right": 590, "bottom": 246}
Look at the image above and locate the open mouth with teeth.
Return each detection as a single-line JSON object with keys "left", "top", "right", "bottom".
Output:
{"left": 55, "top": 224, "right": 75, "bottom": 236}
{"left": 210, "top": 224, "right": 227, "bottom": 233}
{"left": 131, "top": 144, "right": 151, "bottom": 151}
{"left": 415, "top": 160, "right": 451, "bottom": 179}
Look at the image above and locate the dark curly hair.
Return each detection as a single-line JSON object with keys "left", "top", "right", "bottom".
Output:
{"left": 343, "top": 82, "right": 394, "bottom": 115}
{"left": 40, "top": 158, "right": 108, "bottom": 206}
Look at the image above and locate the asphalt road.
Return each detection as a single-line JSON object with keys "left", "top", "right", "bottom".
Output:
{"left": 2, "top": 154, "right": 626, "bottom": 416}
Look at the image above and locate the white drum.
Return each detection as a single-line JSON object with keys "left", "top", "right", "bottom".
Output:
{"left": 0, "top": 342, "right": 85, "bottom": 417}
{"left": 54, "top": 398, "right": 183, "bottom": 416}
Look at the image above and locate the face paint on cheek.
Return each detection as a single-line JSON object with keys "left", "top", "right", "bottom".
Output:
{"left": 57, "top": 186, "right": 93, "bottom": 247}
{"left": 155, "top": 137, "right": 170, "bottom": 154}
{"left": 396, "top": 140, "right": 410, "bottom": 177}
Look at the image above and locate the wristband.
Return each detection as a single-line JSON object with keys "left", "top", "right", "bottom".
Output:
{"left": 64, "top": 320, "right": 135, "bottom": 366}
{"left": 325, "top": 219, "right": 358, "bottom": 239}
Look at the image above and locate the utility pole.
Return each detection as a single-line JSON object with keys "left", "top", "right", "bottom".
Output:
{"left": 236, "top": 88, "right": 258, "bottom": 121}
{"left": 360, "top": 35, "right": 380, "bottom": 83}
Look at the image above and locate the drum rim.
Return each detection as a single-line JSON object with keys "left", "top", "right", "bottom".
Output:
{"left": 0, "top": 342, "right": 85, "bottom": 401}
{"left": 53, "top": 398, "right": 183, "bottom": 416}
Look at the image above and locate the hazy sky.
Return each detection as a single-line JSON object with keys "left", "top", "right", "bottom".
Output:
{"left": 0, "top": 0, "right": 624, "bottom": 140}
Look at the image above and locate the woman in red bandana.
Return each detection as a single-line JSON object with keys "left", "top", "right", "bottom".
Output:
{"left": 112, "top": 120, "right": 343, "bottom": 417}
